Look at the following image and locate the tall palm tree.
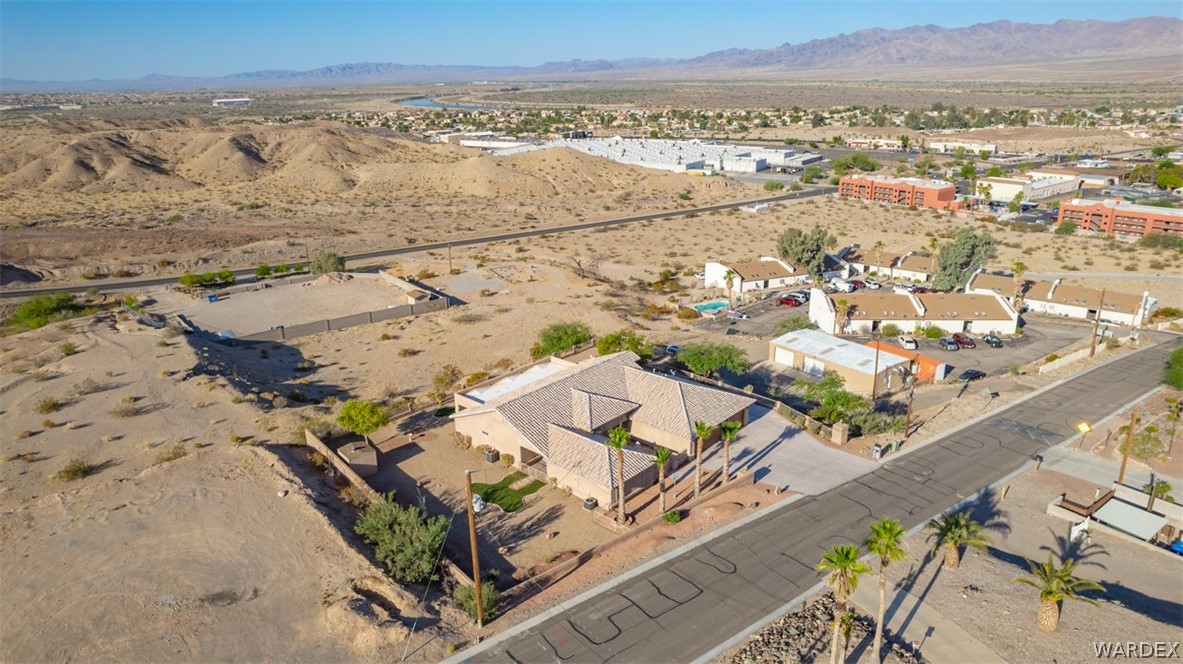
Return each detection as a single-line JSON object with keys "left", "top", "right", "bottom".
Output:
{"left": 692, "top": 420, "right": 717, "bottom": 498}
{"left": 1012, "top": 260, "right": 1028, "bottom": 303}
{"left": 817, "top": 544, "right": 871, "bottom": 664}
{"left": 872, "top": 240, "right": 885, "bottom": 276}
{"left": 724, "top": 268, "right": 739, "bottom": 309}
{"left": 1014, "top": 554, "right": 1104, "bottom": 632}
{"left": 719, "top": 420, "right": 741, "bottom": 484}
{"left": 652, "top": 446, "right": 672, "bottom": 514}
{"left": 925, "top": 510, "right": 991, "bottom": 570}
{"left": 865, "top": 517, "right": 907, "bottom": 663}
{"left": 835, "top": 298, "right": 850, "bottom": 334}
{"left": 606, "top": 426, "right": 630, "bottom": 524}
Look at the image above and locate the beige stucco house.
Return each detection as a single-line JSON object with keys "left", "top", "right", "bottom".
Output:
{"left": 452, "top": 352, "right": 755, "bottom": 506}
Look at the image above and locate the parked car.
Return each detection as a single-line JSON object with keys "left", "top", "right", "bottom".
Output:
{"left": 789, "top": 290, "right": 811, "bottom": 302}
{"left": 938, "top": 337, "right": 960, "bottom": 351}
{"left": 726, "top": 310, "right": 750, "bottom": 320}
{"left": 897, "top": 336, "right": 919, "bottom": 350}
{"left": 778, "top": 296, "right": 803, "bottom": 307}
{"left": 983, "top": 334, "right": 1004, "bottom": 348}
{"left": 694, "top": 272, "right": 706, "bottom": 281}
{"left": 850, "top": 279, "right": 866, "bottom": 290}
{"left": 952, "top": 332, "right": 976, "bottom": 349}
{"left": 829, "top": 278, "right": 856, "bottom": 293}
{"left": 863, "top": 279, "right": 881, "bottom": 290}
{"left": 958, "top": 369, "right": 987, "bottom": 382}
{"left": 663, "top": 344, "right": 681, "bottom": 356}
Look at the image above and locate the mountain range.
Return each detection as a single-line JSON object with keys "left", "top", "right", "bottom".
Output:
{"left": 3, "top": 17, "right": 1179, "bottom": 92}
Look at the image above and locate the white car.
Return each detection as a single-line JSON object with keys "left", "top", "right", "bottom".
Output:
{"left": 694, "top": 272, "right": 706, "bottom": 280}
{"left": 897, "top": 336, "right": 919, "bottom": 350}
{"left": 863, "top": 279, "right": 881, "bottom": 289}
{"left": 726, "top": 310, "right": 750, "bottom": 320}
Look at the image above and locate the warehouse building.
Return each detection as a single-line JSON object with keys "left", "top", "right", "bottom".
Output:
{"left": 768, "top": 329, "right": 909, "bottom": 396}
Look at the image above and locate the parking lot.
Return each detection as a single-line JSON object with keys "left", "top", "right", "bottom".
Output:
{"left": 694, "top": 290, "right": 1094, "bottom": 379}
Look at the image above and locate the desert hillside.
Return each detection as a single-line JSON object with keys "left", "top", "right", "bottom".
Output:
{"left": 0, "top": 119, "right": 744, "bottom": 281}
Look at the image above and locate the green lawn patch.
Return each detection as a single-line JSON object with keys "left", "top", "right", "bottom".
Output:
{"left": 472, "top": 471, "right": 544, "bottom": 513}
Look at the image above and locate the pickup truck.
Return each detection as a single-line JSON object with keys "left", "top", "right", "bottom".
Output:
{"left": 829, "top": 279, "right": 855, "bottom": 293}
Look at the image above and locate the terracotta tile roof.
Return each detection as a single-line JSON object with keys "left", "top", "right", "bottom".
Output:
{"left": 455, "top": 352, "right": 753, "bottom": 457}
{"left": 547, "top": 424, "right": 653, "bottom": 488}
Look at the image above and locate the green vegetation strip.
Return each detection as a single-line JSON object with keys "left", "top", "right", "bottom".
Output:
{"left": 472, "top": 471, "right": 544, "bottom": 513}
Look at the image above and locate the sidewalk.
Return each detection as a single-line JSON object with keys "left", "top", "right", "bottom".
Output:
{"left": 850, "top": 579, "right": 1005, "bottom": 664}
{"left": 1039, "top": 446, "right": 1183, "bottom": 489}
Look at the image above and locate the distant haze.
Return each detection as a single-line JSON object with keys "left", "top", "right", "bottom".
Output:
{"left": 2, "top": 16, "right": 1180, "bottom": 92}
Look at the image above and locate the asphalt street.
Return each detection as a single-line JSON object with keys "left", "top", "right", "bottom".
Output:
{"left": 0, "top": 186, "right": 835, "bottom": 299}
{"left": 452, "top": 334, "right": 1181, "bottom": 664}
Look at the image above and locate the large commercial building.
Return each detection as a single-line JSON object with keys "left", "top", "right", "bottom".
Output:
{"left": 838, "top": 175, "right": 964, "bottom": 211}
{"left": 1057, "top": 198, "right": 1183, "bottom": 238}
{"left": 976, "top": 173, "right": 1080, "bottom": 202}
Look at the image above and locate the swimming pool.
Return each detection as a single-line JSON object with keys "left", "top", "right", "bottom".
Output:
{"left": 693, "top": 299, "right": 729, "bottom": 314}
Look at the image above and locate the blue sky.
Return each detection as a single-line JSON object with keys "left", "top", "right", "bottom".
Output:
{"left": 2, "top": 1, "right": 1179, "bottom": 80}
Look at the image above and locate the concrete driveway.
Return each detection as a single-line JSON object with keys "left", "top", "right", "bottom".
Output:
{"left": 694, "top": 405, "right": 877, "bottom": 494}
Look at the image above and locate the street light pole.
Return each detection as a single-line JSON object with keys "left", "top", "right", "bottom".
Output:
{"left": 871, "top": 331, "right": 882, "bottom": 400}
{"left": 464, "top": 470, "right": 485, "bottom": 627}
{"left": 1089, "top": 289, "right": 1107, "bottom": 357}
{"left": 1116, "top": 406, "right": 1139, "bottom": 486}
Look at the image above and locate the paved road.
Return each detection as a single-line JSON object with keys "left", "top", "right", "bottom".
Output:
{"left": 452, "top": 334, "right": 1181, "bottom": 664}
{"left": 0, "top": 187, "right": 835, "bottom": 300}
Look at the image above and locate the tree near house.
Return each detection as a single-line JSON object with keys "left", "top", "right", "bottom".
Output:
{"left": 531, "top": 321, "right": 593, "bottom": 359}
{"left": 355, "top": 492, "right": 449, "bottom": 583}
{"left": 676, "top": 342, "right": 751, "bottom": 378}
{"left": 931, "top": 228, "right": 997, "bottom": 291}
{"left": 1014, "top": 554, "right": 1103, "bottom": 632}
{"left": 653, "top": 446, "right": 672, "bottom": 514}
{"left": 311, "top": 250, "right": 346, "bottom": 274}
{"left": 719, "top": 420, "right": 741, "bottom": 484}
{"left": 255, "top": 263, "right": 272, "bottom": 279}
{"left": 724, "top": 268, "right": 739, "bottom": 309}
{"left": 337, "top": 399, "right": 389, "bottom": 444}
{"left": 976, "top": 182, "right": 994, "bottom": 204}
{"left": 1008, "top": 191, "right": 1026, "bottom": 213}
{"left": 816, "top": 544, "right": 871, "bottom": 664}
{"left": 865, "top": 517, "right": 907, "bottom": 663}
{"left": 925, "top": 510, "right": 991, "bottom": 570}
{"left": 1012, "top": 260, "right": 1028, "bottom": 301}
{"left": 872, "top": 240, "right": 885, "bottom": 275}
{"left": 692, "top": 420, "right": 718, "bottom": 498}
{"left": 776, "top": 224, "right": 838, "bottom": 276}
{"left": 596, "top": 329, "right": 652, "bottom": 363}
{"left": 606, "top": 426, "right": 630, "bottom": 524}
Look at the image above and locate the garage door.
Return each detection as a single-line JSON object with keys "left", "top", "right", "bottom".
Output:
{"left": 803, "top": 357, "right": 825, "bottom": 377}
{"left": 774, "top": 348, "right": 795, "bottom": 367}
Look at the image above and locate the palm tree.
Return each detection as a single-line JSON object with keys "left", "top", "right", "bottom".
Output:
{"left": 724, "top": 268, "right": 739, "bottom": 309}
{"left": 692, "top": 420, "right": 717, "bottom": 498}
{"left": 835, "top": 298, "right": 850, "bottom": 334}
{"left": 652, "top": 446, "right": 672, "bottom": 514}
{"left": 925, "top": 510, "right": 991, "bottom": 570}
{"left": 1014, "top": 554, "right": 1104, "bottom": 632}
{"left": 719, "top": 420, "right": 741, "bottom": 484}
{"left": 872, "top": 240, "right": 885, "bottom": 276}
{"left": 865, "top": 517, "right": 907, "bottom": 663}
{"left": 928, "top": 235, "right": 940, "bottom": 252}
{"left": 606, "top": 426, "right": 630, "bottom": 524}
{"left": 817, "top": 544, "right": 871, "bottom": 664}
{"left": 1012, "top": 260, "right": 1028, "bottom": 303}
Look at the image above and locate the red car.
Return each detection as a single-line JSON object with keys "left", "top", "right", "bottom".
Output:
{"left": 850, "top": 280, "right": 865, "bottom": 290}
{"left": 778, "top": 296, "right": 803, "bottom": 307}
{"left": 952, "top": 332, "right": 976, "bottom": 349}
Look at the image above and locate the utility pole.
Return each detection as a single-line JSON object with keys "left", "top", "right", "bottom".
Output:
{"left": 871, "top": 331, "right": 882, "bottom": 400}
{"left": 448, "top": 242, "right": 453, "bottom": 274}
{"left": 903, "top": 356, "right": 918, "bottom": 440}
{"left": 1089, "top": 289, "right": 1107, "bottom": 357}
{"left": 464, "top": 470, "right": 485, "bottom": 627}
{"left": 1116, "top": 405, "right": 1139, "bottom": 486}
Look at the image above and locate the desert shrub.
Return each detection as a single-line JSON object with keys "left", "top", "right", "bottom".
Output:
{"left": 763, "top": 180, "right": 785, "bottom": 192}
{"left": 398, "top": 348, "right": 418, "bottom": 357}
{"left": 676, "top": 307, "right": 700, "bottom": 320}
{"left": 880, "top": 324, "right": 900, "bottom": 337}
{"left": 454, "top": 580, "right": 500, "bottom": 621}
{"left": 29, "top": 370, "right": 55, "bottom": 382}
{"left": 339, "top": 484, "right": 372, "bottom": 509}
{"left": 311, "top": 251, "right": 346, "bottom": 274}
{"left": 663, "top": 510, "right": 683, "bottom": 524}
{"left": 7, "top": 293, "right": 78, "bottom": 330}
{"left": 1105, "top": 337, "right": 1121, "bottom": 350}
{"left": 55, "top": 458, "right": 93, "bottom": 481}
{"left": 41, "top": 419, "right": 55, "bottom": 429}
{"left": 500, "top": 453, "right": 514, "bottom": 466}
{"left": 923, "top": 326, "right": 943, "bottom": 339}
{"left": 416, "top": 269, "right": 438, "bottom": 280}
{"left": 1164, "top": 347, "right": 1183, "bottom": 390}
{"left": 465, "top": 371, "right": 490, "bottom": 387}
{"left": 294, "top": 360, "right": 314, "bottom": 372}
{"left": 35, "top": 397, "right": 63, "bottom": 414}
{"left": 1151, "top": 306, "right": 1183, "bottom": 322}
{"left": 154, "top": 443, "right": 188, "bottom": 465}
{"left": 776, "top": 316, "right": 818, "bottom": 335}
{"left": 354, "top": 492, "right": 449, "bottom": 583}
{"left": 1044, "top": 353, "right": 1061, "bottom": 364}
{"left": 451, "top": 312, "right": 488, "bottom": 325}
{"left": 1130, "top": 429, "right": 1166, "bottom": 461}
{"left": 109, "top": 404, "right": 143, "bottom": 418}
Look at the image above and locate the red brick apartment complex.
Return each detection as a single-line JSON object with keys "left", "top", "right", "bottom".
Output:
{"left": 838, "top": 175, "right": 963, "bottom": 211}
{"left": 1057, "top": 198, "right": 1183, "bottom": 238}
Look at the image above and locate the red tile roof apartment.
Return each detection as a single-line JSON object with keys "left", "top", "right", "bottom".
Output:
{"left": 1057, "top": 198, "right": 1183, "bottom": 238}
{"left": 838, "top": 174, "right": 964, "bottom": 211}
